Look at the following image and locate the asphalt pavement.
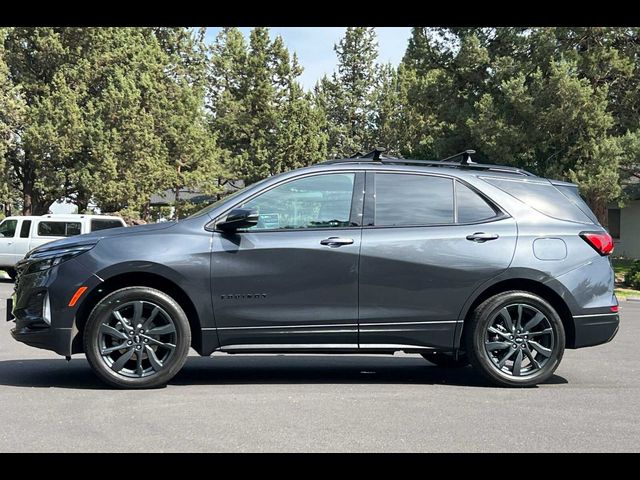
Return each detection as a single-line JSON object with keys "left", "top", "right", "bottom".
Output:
{"left": 0, "top": 278, "right": 638, "bottom": 452}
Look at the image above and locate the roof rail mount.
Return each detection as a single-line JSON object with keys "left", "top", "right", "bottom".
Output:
{"left": 440, "top": 149, "right": 476, "bottom": 165}
{"left": 359, "top": 147, "right": 387, "bottom": 162}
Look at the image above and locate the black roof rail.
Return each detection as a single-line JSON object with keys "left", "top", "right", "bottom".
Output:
{"left": 321, "top": 158, "right": 535, "bottom": 176}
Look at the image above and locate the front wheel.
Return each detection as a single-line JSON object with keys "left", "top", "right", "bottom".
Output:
{"left": 465, "top": 291, "right": 565, "bottom": 387}
{"left": 84, "top": 287, "right": 191, "bottom": 389}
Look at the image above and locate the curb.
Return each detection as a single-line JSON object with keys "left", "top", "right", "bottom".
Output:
{"left": 625, "top": 297, "right": 640, "bottom": 302}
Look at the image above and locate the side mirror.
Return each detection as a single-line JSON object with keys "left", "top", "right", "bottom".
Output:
{"left": 216, "top": 208, "right": 259, "bottom": 232}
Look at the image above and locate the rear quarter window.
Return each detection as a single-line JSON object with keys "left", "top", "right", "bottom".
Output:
{"left": 483, "top": 177, "right": 595, "bottom": 224}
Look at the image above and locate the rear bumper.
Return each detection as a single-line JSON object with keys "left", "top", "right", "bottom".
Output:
{"left": 570, "top": 313, "right": 619, "bottom": 349}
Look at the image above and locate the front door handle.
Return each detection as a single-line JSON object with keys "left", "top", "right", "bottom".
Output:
{"left": 466, "top": 232, "right": 499, "bottom": 243}
{"left": 320, "top": 237, "right": 354, "bottom": 247}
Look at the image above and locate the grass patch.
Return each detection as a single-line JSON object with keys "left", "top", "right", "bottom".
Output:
{"left": 615, "top": 288, "right": 640, "bottom": 300}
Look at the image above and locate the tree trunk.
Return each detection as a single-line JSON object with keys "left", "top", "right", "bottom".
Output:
{"left": 174, "top": 185, "right": 181, "bottom": 220}
{"left": 590, "top": 197, "right": 609, "bottom": 228}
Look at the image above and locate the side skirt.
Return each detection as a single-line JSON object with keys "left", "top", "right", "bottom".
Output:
{"left": 218, "top": 343, "right": 445, "bottom": 355}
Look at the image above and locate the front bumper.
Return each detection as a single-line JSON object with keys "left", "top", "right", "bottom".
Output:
{"left": 10, "top": 323, "right": 74, "bottom": 356}
{"left": 7, "top": 256, "right": 101, "bottom": 356}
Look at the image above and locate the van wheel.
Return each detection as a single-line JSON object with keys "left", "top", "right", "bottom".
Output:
{"left": 421, "top": 352, "right": 469, "bottom": 368}
{"left": 465, "top": 291, "right": 565, "bottom": 387}
{"left": 83, "top": 287, "right": 191, "bottom": 389}
{"left": 5, "top": 268, "right": 17, "bottom": 280}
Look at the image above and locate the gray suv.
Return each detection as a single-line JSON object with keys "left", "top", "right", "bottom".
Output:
{"left": 7, "top": 150, "right": 619, "bottom": 388}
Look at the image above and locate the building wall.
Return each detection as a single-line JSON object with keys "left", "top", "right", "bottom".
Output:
{"left": 613, "top": 199, "right": 640, "bottom": 259}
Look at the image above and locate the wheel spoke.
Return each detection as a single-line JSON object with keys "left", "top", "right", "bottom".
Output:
{"left": 512, "top": 349, "right": 524, "bottom": 376}
{"left": 524, "top": 312, "right": 545, "bottom": 332}
{"left": 111, "top": 349, "right": 135, "bottom": 372}
{"left": 101, "top": 342, "right": 130, "bottom": 355}
{"left": 486, "top": 341, "right": 512, "bottom": 351}
{"left": 527, "top": 328, "right": 553, "bottom": 338}
{"left": 516, "top": 305, "right": 523, "bottom": 330}
{"left": 145, "top": 345, "right": 164, "bottom": 372}
{"left": 488, "top": 326, "right": 512, "bottom": 340}
{"left": 142, "top": 307, "right": 160, "bottom": 330}
{"left": 146, "top": 323, "right": 176, "bottom": 336}
{"left": 113, "top": 311, "right": 132, "bottom": 331}
{"left": 132, "top": 301, "right": 143, "bottom": 326}
{"left": 142, "top": 334, "right": 175, "bottom": 350}
{"left": 523, "top": 346, "right": 542, "bottom": 370}
{"left": 136, "top": 350, "right": 144, "bottom": 377}
{"left": 100, "top": 324, "right": 128, "bottom": 341}
{"left": 499, "top": 307, "right": 514, "bottom": 331}
{"left": 529, "top": 340, "right": 552, "bottom": 357}
{"left": 497, "top": 346, "right": 517, "bottom": 368}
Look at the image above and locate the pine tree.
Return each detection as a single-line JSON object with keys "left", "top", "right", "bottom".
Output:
{"left": 208, "top": 27, "right": 326, "bottom": 186}
{"left": 316, "top": 27, "right": 378, "bottom": 158}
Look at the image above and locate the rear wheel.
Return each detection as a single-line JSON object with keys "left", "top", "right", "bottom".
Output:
{"left": 84, "top": 287, "right": 191, "bottom": 389}
{"left": 421, "top": 352, "right": 469, "bottom": 368}
{"left": 465, "top": 291, "right": 565, "bottom": 387}
{"left": 5, "top": 268, "right": 17, "bottom": 280}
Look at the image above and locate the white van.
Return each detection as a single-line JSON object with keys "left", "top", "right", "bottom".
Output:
{"left": 0, "top": 214, "right": 126, "bottom": 277}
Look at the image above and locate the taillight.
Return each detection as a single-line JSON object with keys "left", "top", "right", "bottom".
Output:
{"left": 580, "top": 231, "right": 614, "bottom": 256}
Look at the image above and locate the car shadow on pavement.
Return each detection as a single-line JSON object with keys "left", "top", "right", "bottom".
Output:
{"left": 0, "top": 355, "right": 568, "bottom": 390}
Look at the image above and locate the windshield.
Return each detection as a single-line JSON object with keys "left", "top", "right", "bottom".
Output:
{"left": 187, "top": 177, "right": 272, "bottom": 219}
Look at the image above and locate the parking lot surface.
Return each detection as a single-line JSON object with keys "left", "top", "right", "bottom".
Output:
{"left": 0, "top": 279, "right": 638, "bottom": 452}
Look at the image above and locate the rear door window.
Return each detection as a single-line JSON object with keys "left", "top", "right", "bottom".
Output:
{"left": 374, "top": 173, "right": 454, "bottom": 226}
{"left": 37, "top": 221, "right": 82, "bottom": 237}
{"left": 91, "top": 219, "right": 125, "bottom": 232}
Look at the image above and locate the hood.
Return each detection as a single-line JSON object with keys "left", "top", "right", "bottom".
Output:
{"left": 29, "top": 221, "right": 178, "bottom": 255}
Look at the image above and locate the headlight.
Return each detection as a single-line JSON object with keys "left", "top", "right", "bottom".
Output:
{"left": 25, "top": 244, "right": 96, "bottom": 274}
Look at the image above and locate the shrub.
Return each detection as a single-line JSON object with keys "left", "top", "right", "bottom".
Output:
{"left": 624, "top": 260, "right": 640, "bottom": 289}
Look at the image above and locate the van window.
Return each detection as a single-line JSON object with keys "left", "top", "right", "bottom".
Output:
{"left": 0, "top": 219, "right": 17, "bottom": 238}
{"left": 20, "top": 220, "right": 32, "bottom": 238}
{"left": 91, "top": 219, "right": 124, "bottom": 232}
{"left": 37, "top": 221, "right": 81, "bottom": 237}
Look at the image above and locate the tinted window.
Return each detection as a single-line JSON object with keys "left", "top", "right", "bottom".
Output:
{"left": 91, "top": 219, "right": 124, "bottom": 232}
{"left": 20, "top": 220, "right": 32, "bottom": 238}
{"left": 0, "top": 219, "right": 17, "bottom": 238}
{"left": 556, "top": 184, "right": 600, "bottom": 224}
{"left": 375, "top": 174, "right": 454, "bottom": 226}
{"left": 484, "top": 178, "right": 594, "bottom": 224}
{"left": 37, "top": 221, "right": 81, "bottom": 237}
{"left": 240, "top": 173, "right": 355, "bottom": 230}
{"left": 456, "top": 181, "right": 498, "bottom": 223}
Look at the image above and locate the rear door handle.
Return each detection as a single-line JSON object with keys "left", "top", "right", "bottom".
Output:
{"left": 320, "top": 237, "right": 354, "bottom": 247}
{"left": 466, "top": 232, "right": 499, "bottom": 243}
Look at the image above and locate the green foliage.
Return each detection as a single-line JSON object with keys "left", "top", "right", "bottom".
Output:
{"left": 208, "top": 27, "right": 326, "bottom": 185}
{"left": 315, "top": 28, "right": 378, "bottom": 158}
{"left": 2, "top": 26, "right": 640, "bottom": 225}
{"left": 624, "top": 260, "right": 640, "bottom": 289}
{"left": 391, "top": 27, "right": 640, "bottom": 225}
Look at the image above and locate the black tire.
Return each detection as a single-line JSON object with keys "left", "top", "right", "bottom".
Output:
{"left": 5, "top": 268, "right": 17, "bottom": 280}
{"left": 464, "top": 290, "right": 565, "bottom": 388}
{"left": 421, "top": 352, "right": 469, "bottom": 368}
{"left": 84, "top": 287, "right": 191, "bottom": 389}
